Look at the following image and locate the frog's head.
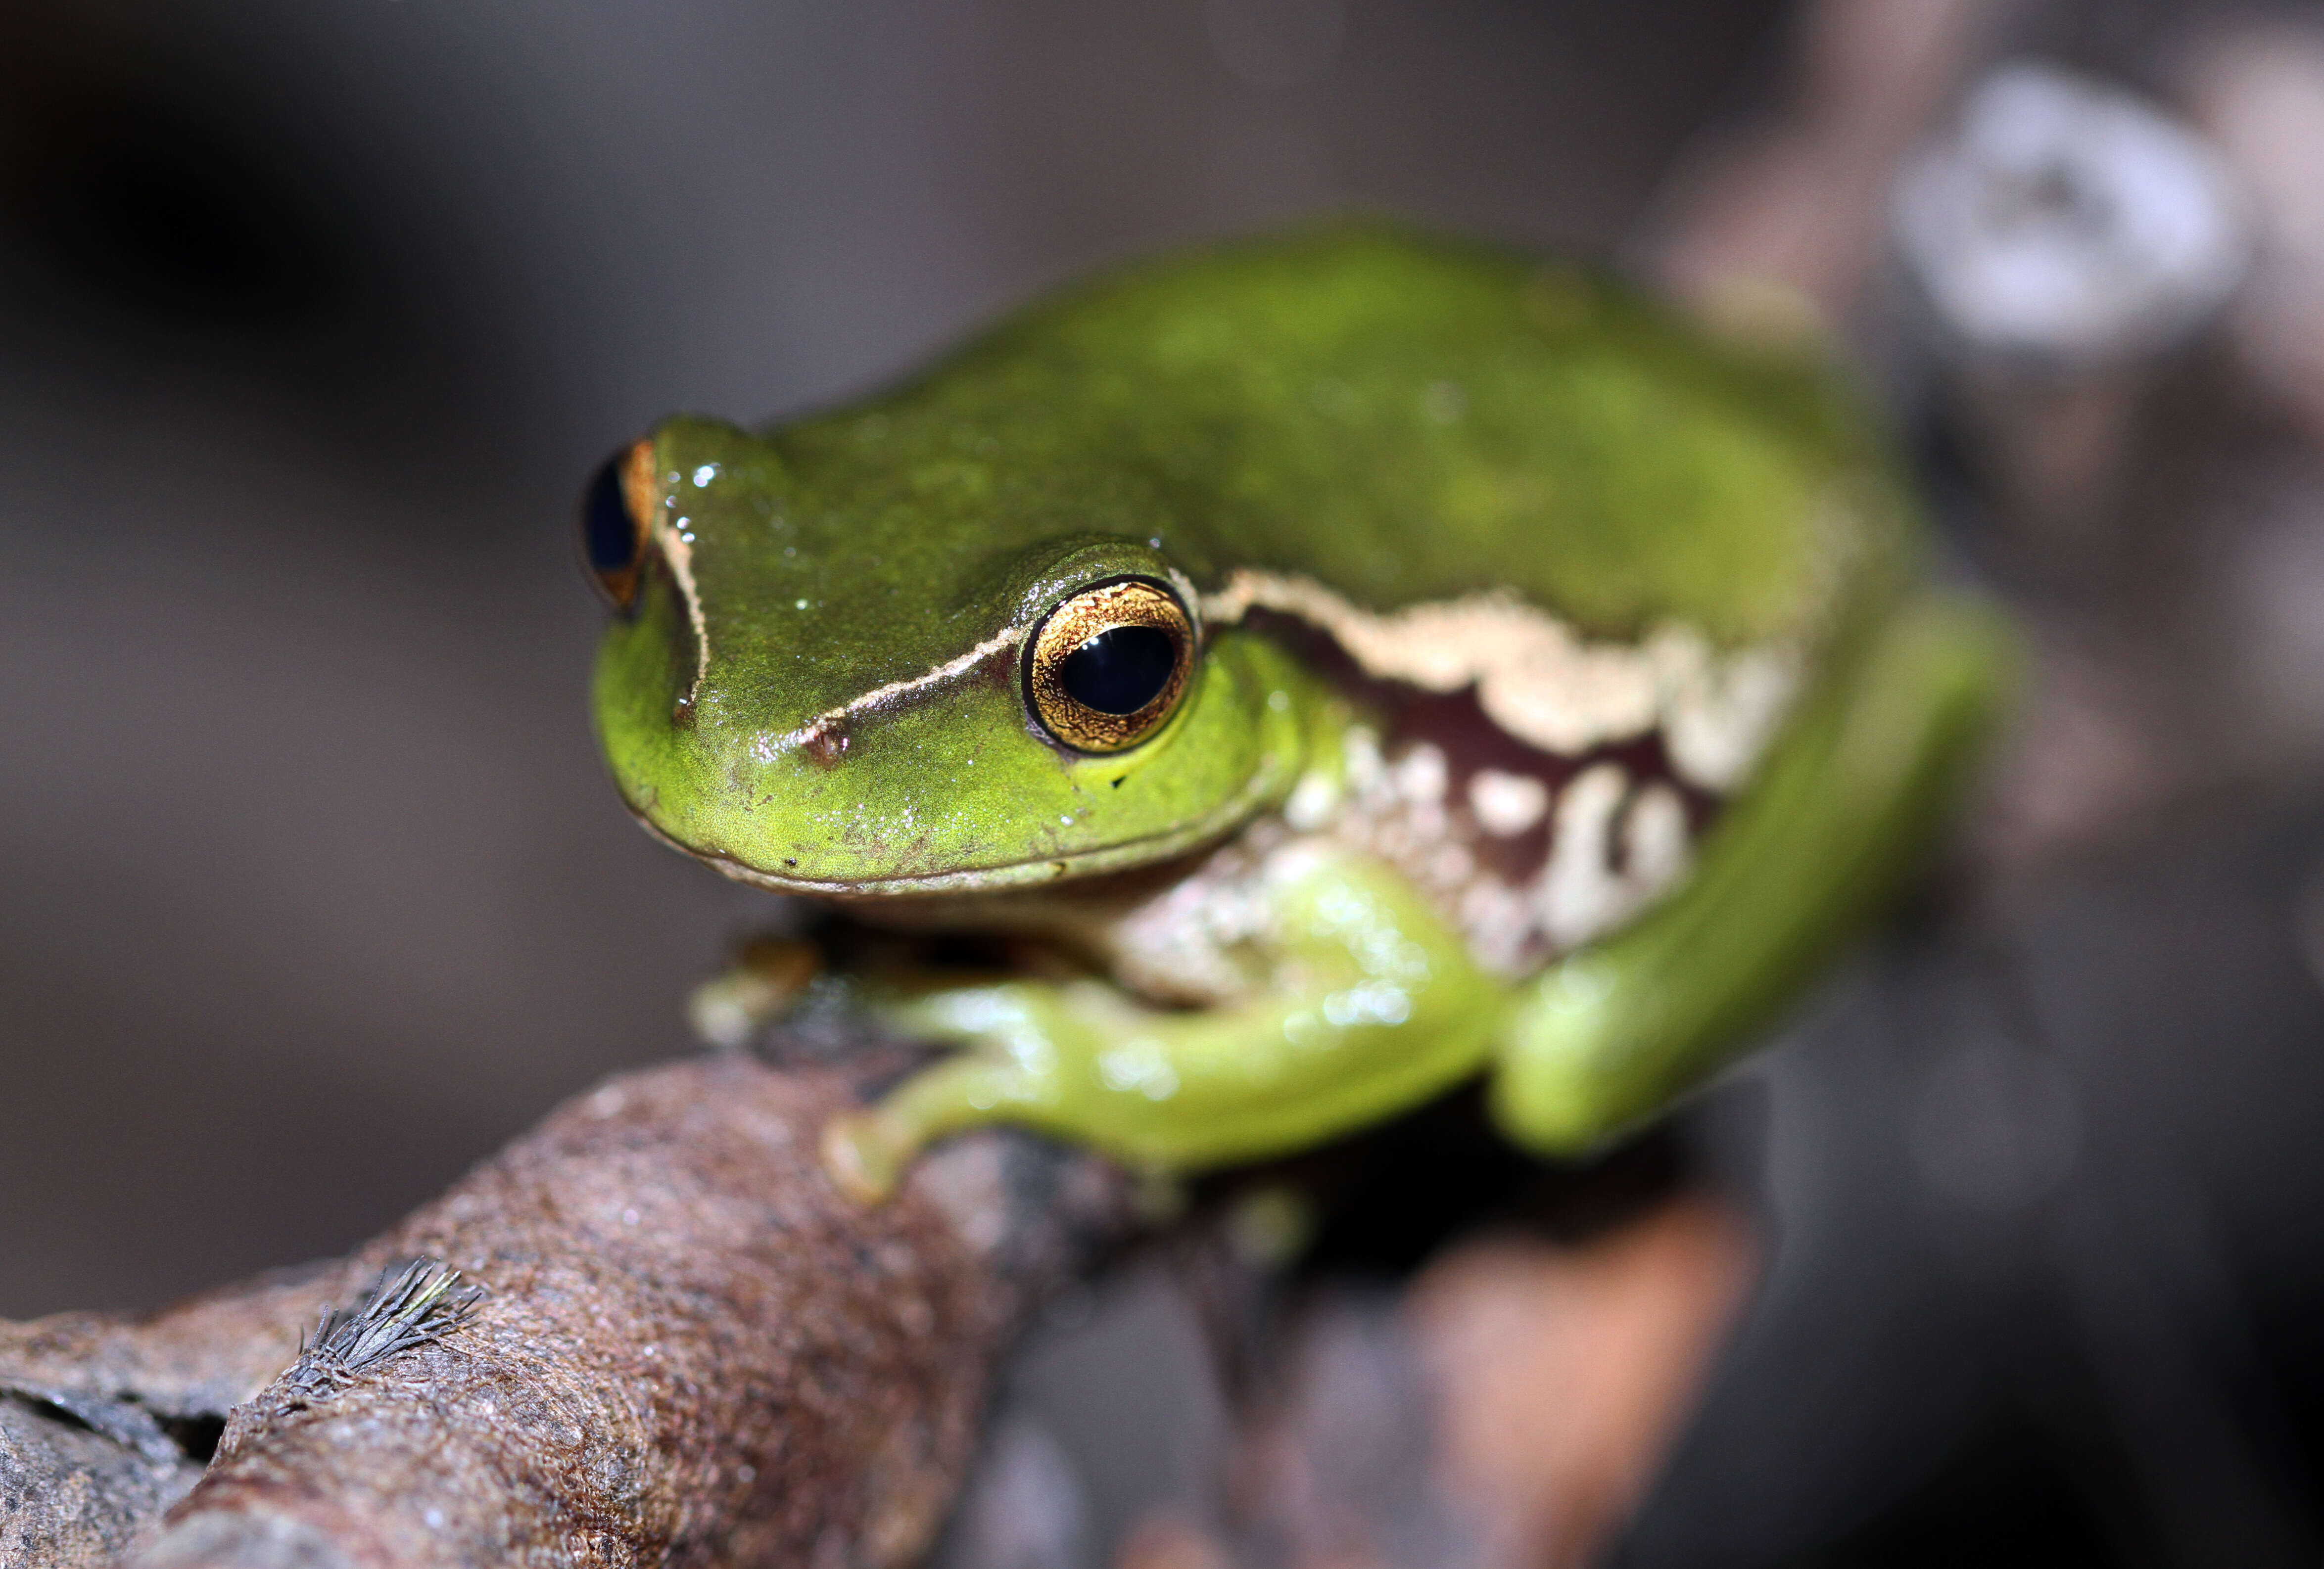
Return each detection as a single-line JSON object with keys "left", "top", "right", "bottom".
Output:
{"left": 580, "top": 415, "right": 1304, "bottom": 896}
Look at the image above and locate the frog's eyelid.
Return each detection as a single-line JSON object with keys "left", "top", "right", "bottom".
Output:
{"left": 1012, "top": 557, "right": 1202, "bottom": 643}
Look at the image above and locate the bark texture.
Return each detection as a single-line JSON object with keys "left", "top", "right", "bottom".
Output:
{"left": 0, "top": 1052, "right": 1133, "bottom": 1569}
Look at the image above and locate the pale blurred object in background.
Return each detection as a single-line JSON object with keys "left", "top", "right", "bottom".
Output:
{"left": 1893, "top": 60, "right": 2251, "bottom": 365}
{"left": 1891, "top": 60, "right": 2250, "bottom": 554}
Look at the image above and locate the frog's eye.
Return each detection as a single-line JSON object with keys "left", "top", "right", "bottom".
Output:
{"left": 1025, "top": 576, "right": 1195, "bottom": 752}
{"left": 579, "top": 438, "right": 658, "bottom": 614}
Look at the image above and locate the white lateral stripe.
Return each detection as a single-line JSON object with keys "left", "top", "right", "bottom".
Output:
{"left": 1203, "top": 568, "right": 1798, "bottom": 790}
{"left": 778, "top": 627, "right": 1026, "bottom": 749}
{"left": 653, "top": 520, "right": 712, "bottom": 704}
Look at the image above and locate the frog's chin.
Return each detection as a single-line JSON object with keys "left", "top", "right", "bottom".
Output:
{"left": 623, "top": 802, "right": 1254, "bottom": 900}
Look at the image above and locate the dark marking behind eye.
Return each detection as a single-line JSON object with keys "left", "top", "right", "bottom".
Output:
{"left": 1060, "top": 625, "right": 1175, "bottom": 715}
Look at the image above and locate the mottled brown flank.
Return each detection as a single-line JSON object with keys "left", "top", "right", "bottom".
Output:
{"left": 1248, "top": 611, "right": 1722, "bottom": 930}
{"left": 1384, "top": 687, "right": 1719, "bottom": 882}
{"left": 838, "top": 613, "right": 1740, "bottom": 992}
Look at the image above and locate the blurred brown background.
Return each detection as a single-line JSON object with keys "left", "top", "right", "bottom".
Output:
{"left": 7, "top": 2, "right": 2324, "bottom": 1565}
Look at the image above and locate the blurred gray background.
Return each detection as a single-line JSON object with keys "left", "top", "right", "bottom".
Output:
{"left": 9, "top": 2, "right": 2324, "bottom": 1566}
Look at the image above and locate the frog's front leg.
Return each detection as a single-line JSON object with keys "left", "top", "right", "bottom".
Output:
{"left": 823, "top": 844, "right": 1503, "bottom": 1199}
{"left": 1488, "top": 591, "right": 2015, "bottom": 1154}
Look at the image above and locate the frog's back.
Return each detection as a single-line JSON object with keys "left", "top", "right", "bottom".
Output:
{"left": 773, "top": 224, "right": 1910, "bottom": 649}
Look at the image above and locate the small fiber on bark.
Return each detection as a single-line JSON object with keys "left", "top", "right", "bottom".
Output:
{"left": 1, "top": 1050, "right": 1133, "bottom": 1569}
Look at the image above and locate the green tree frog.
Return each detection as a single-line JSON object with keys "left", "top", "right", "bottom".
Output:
{"left": 581, "top": 227, "right": 2010, "bottom": 1199}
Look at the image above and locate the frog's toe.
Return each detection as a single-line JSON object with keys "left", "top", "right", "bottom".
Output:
{"left": 821, "top": 1108, "right": 912, "bottom": 1203}
{"left": 820, "top": 1047, "right": 1050, "bottom": 1202}
{"left": 685, "top": 937, "right": 823, "bottom": 1049}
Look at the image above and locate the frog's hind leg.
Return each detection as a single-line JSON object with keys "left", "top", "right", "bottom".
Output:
{"left": 1488, "top": 591, "right": 2015, "bottom": 1155}
{"left": 822, "top": 844, "right": 1504, "bottom": 1200}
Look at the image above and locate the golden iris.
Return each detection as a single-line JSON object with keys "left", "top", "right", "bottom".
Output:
{"left": 1025, "top": 577, "right": 1194, "bottom": 752}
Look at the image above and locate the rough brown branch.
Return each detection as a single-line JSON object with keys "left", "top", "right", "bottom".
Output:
{"left": 0, "top": 1042, "right": 1749, "bottom": 1569}
{"left": 0, "top": 1050, "right": 1134, "bottom": 1569}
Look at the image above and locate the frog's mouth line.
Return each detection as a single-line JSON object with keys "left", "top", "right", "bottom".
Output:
{"left": 621, "top": 781, "right": 1270, "bottom": 900}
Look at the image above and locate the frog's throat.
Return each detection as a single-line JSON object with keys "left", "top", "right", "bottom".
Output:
{"left": 626, "top": 761, "right": 1284, "bottom": 898}
{"left": 1202, "top": 568, "right": 1799, "bottom": 794}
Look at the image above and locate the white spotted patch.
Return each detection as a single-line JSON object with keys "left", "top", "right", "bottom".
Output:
{"left": 1075, "top": 729, "right": 1704, "bottom": 1002}
{"left": 1309, "top": 734, "right": 1696, "bottom": 979}
{"left": 1469, "top": 769, "right": 1550, "bottom": 837}
{"left": 1103, "top": 824, "right": 1283, "bottom": 1005}
{"left": 1654, "top": 630, "right": 1801, "bottom": 792}
{"left": 1530, "top": 765, "right": 1696, "bottom": 950}
{"left": 1392, "top": 742, "right": 1449, "bottom": 806}
{"left": 1281, "top": 769, "right": 1342, "bottom": 832}
{"left": 1537, "top": 763, "right": 1632, "bottom": 949}
{"left": 1623, "top": 783, "right": 1691, "bottom": 893}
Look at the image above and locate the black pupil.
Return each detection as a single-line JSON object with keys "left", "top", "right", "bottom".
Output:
{"left": 1061, "top": 625, "right": 1177, "bottom": 715}
{"left": 581, "top": 453, "right": 640, "bottom": 574}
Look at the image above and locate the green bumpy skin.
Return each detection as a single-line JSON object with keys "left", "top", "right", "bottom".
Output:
{"left": 589, "top": 224, "right": 2014, "bottom": 1197}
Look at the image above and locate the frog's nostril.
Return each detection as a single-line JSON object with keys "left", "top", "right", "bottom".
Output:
{"left": 580, "top": 440, "right": 653, "bottom": 613}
